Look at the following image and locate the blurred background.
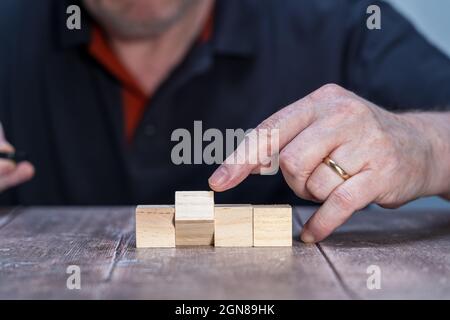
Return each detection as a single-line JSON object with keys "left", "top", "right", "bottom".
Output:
{"left": 387, "top": 0, "right": 450, "bottom": 209}
{"left": 388, "top": 0, "right": 450, "bottom": 58}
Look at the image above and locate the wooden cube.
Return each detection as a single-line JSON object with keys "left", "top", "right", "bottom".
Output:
{"left": 175, "top": 220, "right": 214, "bottom": 246}
{"left": 175, "top": 191, "right": 214, "bottom": 220}
{"left": 135, "top": 205, "right": 175, "bottom": 248}
{"left": 215, "top": 205, "right": 253, "bottom": 247}
{"left": 253, "top": 205, "right": 292, "bottom": 247}
{"left": 175, "top": 191, "right": 215, "bottom": 246}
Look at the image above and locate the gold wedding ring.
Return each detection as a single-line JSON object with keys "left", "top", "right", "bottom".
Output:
{"left": 323, "top": 157, "right": 351, "bottom": 180}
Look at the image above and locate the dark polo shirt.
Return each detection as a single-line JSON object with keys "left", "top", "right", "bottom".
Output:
{"left": 1, "top": 0, "right": 450, "bottom": 205}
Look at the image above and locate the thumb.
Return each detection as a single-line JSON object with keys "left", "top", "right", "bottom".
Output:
{"left": 0, "top": 123, "right": 14, "bottom": 152}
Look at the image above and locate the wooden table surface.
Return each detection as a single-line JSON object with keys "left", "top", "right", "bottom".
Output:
{"left": 0, "top": 206, "right": 449, "bottom": 299}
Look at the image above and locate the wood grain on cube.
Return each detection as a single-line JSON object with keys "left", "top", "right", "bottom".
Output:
{"left": 253, "top": 205, "right": 292, "bottom": 247}
{"left": 135, "top": 205, "right": 175, "bottom": 248}
{"left": 175, "top": 220, "right": 214, "bottom": 246}
{"left": 175, "top": 191, "right": 214, "bottom": 220}
{"left": 215, "top": 205, "right": 253, "bottom": 247}
{"left": 175, "top": 191, "right": 215, "bottom": 246}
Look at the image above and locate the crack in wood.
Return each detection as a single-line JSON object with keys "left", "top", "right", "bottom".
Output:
{"left": 315, "top": 243, "right": 360, "bottom": 300}
{"left": 103, "top": 209, "right": 135, "bottom": 282}
{"left": 294, "top": 207, "right": 359, "bottom": 300}
{"left": 103, "top": 233, "right": 124, "bottom": 282}
{"left": 0, "top": 207, "right": 21, "bottom": 231}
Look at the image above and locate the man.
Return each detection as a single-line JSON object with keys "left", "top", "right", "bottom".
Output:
{"left": 1, "top": 0, "right": 450, "bottom": 242}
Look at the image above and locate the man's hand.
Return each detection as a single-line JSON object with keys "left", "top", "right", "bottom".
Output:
{"left": 0, "top": 124, "right": 34, "bottom": 193}
{"left": 208, "top": 84, "right": 450, "bottom": 243}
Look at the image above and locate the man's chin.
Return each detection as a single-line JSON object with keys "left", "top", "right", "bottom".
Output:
{"left": 103, "top": 19, "right": 177, "bottom": 40}
{"left": 84, "top": 0, "right": 200, "bottom": 40}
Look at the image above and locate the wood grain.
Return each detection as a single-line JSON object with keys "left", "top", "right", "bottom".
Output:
{"left": 175, "top": 220, "right": 214, "bottom": 246}
{"left": 0, "top": 207, "right": 135, "bottom": 299}
{"left": 2, "top": 205, "right": 450, "bottom": 299}
{"left": 253, "top": 205, "right": 292, "bottom": 247}
{"left": 135, "top": 205, "right": 175, "bottom": 248}
{"left": 299, "top": 206, "right": 450, "bottom": 299}
{"left": 175, "top": 191, "right": 214, "bottom": 221}
{"left": 0, "top": 207, "right": 20, "bottom": 229}
{"left": 0, "top": 206, "right": 347, "bottom": 299}
{"left": 215, "top": 205, "right": 253, "bottom": 247}
{"left": 106, "top": 207, "right": 346, "bottom": 299}
{"left": 174, "top": 191, "right": 215, "bottom": 246}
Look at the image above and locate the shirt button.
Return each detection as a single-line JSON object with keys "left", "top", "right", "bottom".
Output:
{"left": 144, "top": 124, "right": 156, "bottom": 137}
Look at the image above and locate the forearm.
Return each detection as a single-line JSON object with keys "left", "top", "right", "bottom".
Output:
{"left": 401, "top": 111, "right": 450, "bottom": 200}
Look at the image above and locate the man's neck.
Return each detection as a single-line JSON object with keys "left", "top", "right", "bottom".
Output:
{"left": 106, "top": 0, "right": 213, "bottom": 96}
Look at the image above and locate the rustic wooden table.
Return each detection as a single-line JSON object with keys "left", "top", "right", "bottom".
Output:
{"left": 0, "top": 206, "right": 449, "bottom": 299}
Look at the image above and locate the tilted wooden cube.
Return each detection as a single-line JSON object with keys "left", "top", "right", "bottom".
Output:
{"left": 175, "top": 191, "right": 214, "bottom": 246}
{"left": 135, "top": 205, "right": 175, "bottom": 248}
{"left": 215, "top": 205, "right": 253, "bottom": 247}
{"left": 253, "top": 205, "right": 292, "bottom": 247}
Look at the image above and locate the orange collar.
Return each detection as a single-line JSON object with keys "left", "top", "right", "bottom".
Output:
{"left": 87, "top": 12, "right": 214, "bottom": 143}
{"left": 88, "top": 12, "right": 214, "bottom": 98}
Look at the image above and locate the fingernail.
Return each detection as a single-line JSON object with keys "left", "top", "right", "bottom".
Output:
{"left": 301, "top": 230, "right": 315, "bottom": 244}
{"left": 209, "top": 166, "right": 230, "bottom": 187}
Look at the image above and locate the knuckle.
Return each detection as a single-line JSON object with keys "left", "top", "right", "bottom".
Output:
{"left": 329, "top": 187, "right": 355, "bottom": 211}
{"left": 257, "top": 128, "right": 279, "bottom": 153}
{"left": 319, "top": 83, "right": 345, "bottom": 96}
{"left": 306, "top": 176, "right": 329, "bottom": 201}
{"left": 335, "top": 99, "right": 369, "bottom": 118}
{"left": 372, "top": 132, "right": 395, "bottom": 155}
{"left": 347, "top": 99, "right": 367, "bottom": 114}
{"left": 259, "top": 113, "right": 285, "bottom": 131}
{"left": 279, "top": 151, "right": 297, "bottom": 177}
{"left": 311, "top": 83, "right": 347, "bottom": 100}
{"left": 279, "top": 151, "right": 309, "bottom": 181}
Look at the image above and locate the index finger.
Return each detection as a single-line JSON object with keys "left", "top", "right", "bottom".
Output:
{"left": 208, "top": 96, "right": 316, "bottom": 191}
